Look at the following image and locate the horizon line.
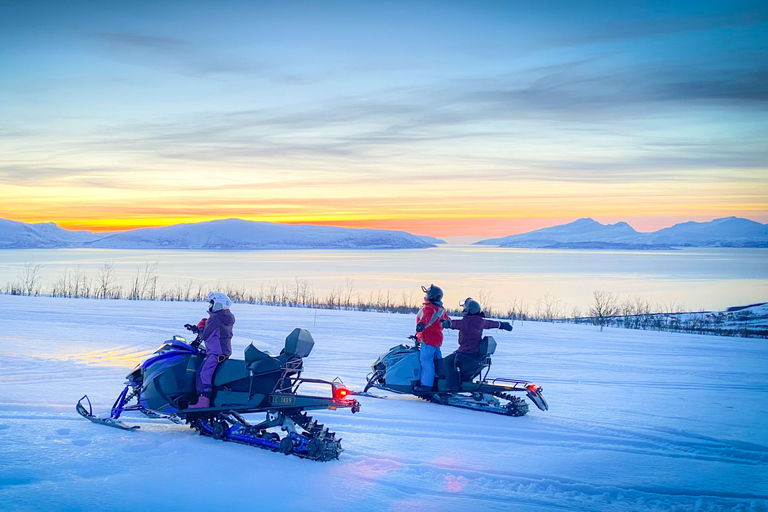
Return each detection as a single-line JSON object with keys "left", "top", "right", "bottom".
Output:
{"left": 3, "top": 214, "right": 766, "bottom": 238}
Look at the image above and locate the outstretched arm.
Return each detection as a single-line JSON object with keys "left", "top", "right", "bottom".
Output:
{"left": 483, "top": 319, "right": 513, "bottom": 331}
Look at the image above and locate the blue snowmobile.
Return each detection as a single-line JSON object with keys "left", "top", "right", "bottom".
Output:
{"left": 77, "top": 326, "right": 359, "bottom": 461}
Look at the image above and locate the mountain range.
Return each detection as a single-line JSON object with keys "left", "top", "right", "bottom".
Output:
{"left": 2, "top": 216, "right": 765, "bottom": 251}
{"left": 0, "top": 218, "right": 442, "bottom": 250}
{"left": 475, "top": 217, "right": 768, "bottom": 249}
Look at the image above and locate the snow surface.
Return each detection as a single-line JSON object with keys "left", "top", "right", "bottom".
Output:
{"left": 1, "top": 295, "right": 766, "bottom": 512}
{"left": 476, "top": 217, "right": 768, "bottom": 249}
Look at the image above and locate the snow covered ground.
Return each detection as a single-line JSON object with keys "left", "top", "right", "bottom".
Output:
{"left": 1, "top": 295, "right": 766, "bottom": 512}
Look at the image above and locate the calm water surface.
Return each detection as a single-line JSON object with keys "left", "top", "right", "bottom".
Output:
{"left": 0, "top": 246, "right": 766, "bottom": 312}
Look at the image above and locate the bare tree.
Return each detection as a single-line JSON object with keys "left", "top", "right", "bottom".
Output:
{"left": 507, "top": 296, "right": 530, "bottom": 322}
{"left": 571, "top": 305, "right": 582, "bottom": 320}
{"left": 19, "top": 264, "right": 43, "bottom": 295}
{"left": 96, "top": 263, "right": 116, "bottom": 299}
{"left": 536, "top": 293, "right": 564, "bottom": 321}
{"left": 129, "top": 262, "right": 158, "bottom": 300}
{"left": 590, "top": 290, "right": 619, "bottom": 331}
{"left": 342, "top": 278, "right": 355, "bottom": 308}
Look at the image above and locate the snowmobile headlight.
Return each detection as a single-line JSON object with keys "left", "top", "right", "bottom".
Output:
{"left": 173, "top": 335, "right": 186, "bottom": 342}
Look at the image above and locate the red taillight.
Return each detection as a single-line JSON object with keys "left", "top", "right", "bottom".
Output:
{"left": 528, "top": 384, "right": 538, "bottom": 392}
{"left": 334, "top": 387, "right": 350, "bottom": 400}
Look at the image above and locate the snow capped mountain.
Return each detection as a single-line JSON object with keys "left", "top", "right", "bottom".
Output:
{"left": 0, "top": 218, "right": 102, "bottom": 248}
{"left": 0, "top": 217, "right": 435, "bottom": 250}
{"left": 475, "top": 218, "right": 648, "bottom": 248}
{"left": 476, "top": 217, "right": 768, "bottom": 249}
{"left": 645, "top": 217, "right": 768, "bottom": 246}
{"left": 80, "top": 218, "right": 436, "bottom": 250}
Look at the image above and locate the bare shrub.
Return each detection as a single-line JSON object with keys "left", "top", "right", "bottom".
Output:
{"left": 96, "top": 263, "right": 118, "bottom": 299}
{"left": 129, "top": 263, "right": 158, "bottom": 300}
{"left": 19, "top": 264, "right": 44, "bottom": 295}
{"left": 506, "top": 296, "right": 530, "bottom": 321}
{"left": 536, "top": 293, "right": 565, "bottom": 321}
{"left": 590, "top": 290, "right": 619, "bottom": 331}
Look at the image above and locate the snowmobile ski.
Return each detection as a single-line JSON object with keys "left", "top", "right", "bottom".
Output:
{"left": 76, "top": 395, "right": 140, "bottom": 430}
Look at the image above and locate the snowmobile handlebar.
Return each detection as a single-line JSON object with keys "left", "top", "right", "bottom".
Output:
{"left": 183, "top": 324, "right": 204, "bottom": 349}
{"left": 407, "top": 334, "right": 420, "bottom": 348}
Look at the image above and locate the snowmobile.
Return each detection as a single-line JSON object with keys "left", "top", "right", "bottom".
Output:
{"left": 362, "top": 335, "right": 548, "bottom": 416}
{"left": 77, "top": 326, "right": 360, "bottom": 461}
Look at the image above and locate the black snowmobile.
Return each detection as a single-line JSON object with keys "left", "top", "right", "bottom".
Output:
{"left": 77, "top": 326, "right": 360, "bottom": 461}
{"left": 362, "top": 335, "right": 548, "bottom": 416}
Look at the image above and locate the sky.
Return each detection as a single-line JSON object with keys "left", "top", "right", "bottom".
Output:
{"left": 1, "top": 0, "right": 767, "bottom": 236}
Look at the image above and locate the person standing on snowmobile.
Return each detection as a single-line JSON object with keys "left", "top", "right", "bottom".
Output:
{"left": 189, "top": 292, "right": 235, "bottom": 409}
{"left": 414, "top": 284, "right": 451, "bottom": 393}
{"left": 443, "top": 297, "right": 512, "bottom": 391}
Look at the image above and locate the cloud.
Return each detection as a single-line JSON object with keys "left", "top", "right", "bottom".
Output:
{"left": 93, "top": 31, "right": 270, "bottom": 78}
{"left": 5, "top": 48, "right": 767, "bottom": 190}
{"left": 0, "top": 165, "right": 115, "bottom": 186}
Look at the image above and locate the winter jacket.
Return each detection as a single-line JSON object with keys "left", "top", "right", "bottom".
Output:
{"left": 416, "top": 301, "right": 450, "bottom": 347}
{"left": 449, "top": 313, "right": 500, "bottom": 354}
{"left": 201, "top": 308, "right": 235, "bottom": 357}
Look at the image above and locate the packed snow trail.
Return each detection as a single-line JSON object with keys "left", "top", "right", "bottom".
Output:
{"left": 1, "top": 295, "right": 766, "bottom": 511}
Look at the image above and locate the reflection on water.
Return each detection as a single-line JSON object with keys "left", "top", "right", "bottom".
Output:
{"left": 0, "top": 246, "right": 766, "bottom": 312}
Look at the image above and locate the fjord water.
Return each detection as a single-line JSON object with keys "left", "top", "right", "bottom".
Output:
{"left": 0, "top": 245, "right": 766, "bottom": 312}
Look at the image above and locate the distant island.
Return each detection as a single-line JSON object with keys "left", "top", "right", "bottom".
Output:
{"left": 475, "top": 217, "right": 768, "bottom": 249}
{"left": 0, "top": 218, "right": 444, "bottom": 250}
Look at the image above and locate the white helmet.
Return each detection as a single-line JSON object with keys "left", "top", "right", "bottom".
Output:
{"left": 207, "top": 292, "right": 232, "bottom": 312}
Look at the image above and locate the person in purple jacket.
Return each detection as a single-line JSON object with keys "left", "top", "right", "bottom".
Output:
{"left": 189, "top": 292, "right": 235, "bottom": 409}
{"left": 443, "top": 297, "right": 512, "bottom": 391}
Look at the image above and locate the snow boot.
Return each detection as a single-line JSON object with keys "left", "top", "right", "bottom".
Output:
{"left": 188, "top": 395, "right": 211, "bottom": 409}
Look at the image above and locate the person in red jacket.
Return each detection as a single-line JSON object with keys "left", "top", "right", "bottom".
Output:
{"left": 414, "top": 284, "right": 451, "bottom": 393}
{"left": 443, "top": 297, "right": 512, "bottom": 391}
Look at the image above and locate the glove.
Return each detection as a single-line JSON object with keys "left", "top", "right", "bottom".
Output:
{"left": 415, "top": 322, "right": 425, "bottom": 333}
{"left": 500, "top": 321, "right": 513, "bottom": 331}
{"left": 441, "top": 319, "right": 451, "bottom": 329}
{"left": 197, "top": 318, "right": 207, "bottom": 330}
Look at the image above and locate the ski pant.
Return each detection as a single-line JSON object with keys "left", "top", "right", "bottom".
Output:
{"left": 419, "top": 343, "right": 442, "bottom": 387}
{"left": 443, "top": 352, "right": 485, "bottom": 390}
{"left": 196, "top": 354, "right": 227, "bottom": 396}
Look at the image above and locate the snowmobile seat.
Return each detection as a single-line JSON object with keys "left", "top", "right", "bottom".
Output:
{"left": 213, "top": 359, "right": 249, "bottom": 386}
{"left": 244, "top": 343, "right": 271, "bottom": 363}
{"left": 248, "top": 357, "right": 282, "bottom": 376}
